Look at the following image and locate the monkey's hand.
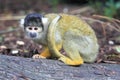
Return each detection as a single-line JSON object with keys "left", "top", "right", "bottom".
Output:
{"left": 33, "top": 54, "right": 46, "bottom": 58}
{"left": 32, "top": 47, "right": 51, "bottom": 59}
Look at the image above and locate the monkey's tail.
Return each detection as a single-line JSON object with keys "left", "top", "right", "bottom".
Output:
{"left": 47, "top": 15, "right": 65, "bottom": 58}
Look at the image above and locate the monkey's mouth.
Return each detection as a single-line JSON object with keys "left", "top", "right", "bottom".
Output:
{"left": 29, "top": 33, "right": 37, "bottom": 38}
{"left": 25, "top": 32, "right": 37, "bottom": 39}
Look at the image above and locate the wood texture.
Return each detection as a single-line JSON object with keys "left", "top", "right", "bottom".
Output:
{"left": 0, "top": 54, "right": 119, "bottom": 80}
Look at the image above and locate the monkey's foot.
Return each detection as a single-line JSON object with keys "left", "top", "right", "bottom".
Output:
{"left": 32, "top": 54, "right": 46, "bottom": 59}
{"left": 59, "top": 57, "right": 83, "bottom": 66}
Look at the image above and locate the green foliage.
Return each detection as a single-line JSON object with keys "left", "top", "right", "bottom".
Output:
{"left": 48, "top": 0, "right": 60, "bottom": 6}
{"left": 0, "top": 36, "right": 3, "bottom": 43}
{"left": 89, "top": 0, "right": 120, "bottom": 18}
{"left": 115, "top": 46, "right": 120, "bottom": 53}
{"left": 47, "top": 0, "right": 60, "bottom": 12}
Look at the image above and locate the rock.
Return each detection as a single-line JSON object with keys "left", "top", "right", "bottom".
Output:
{"left": 0, "top": 54, "right": 119, "bottom": 80}
{"left": 16, "top": 40, "right": 25, "bottom": 45}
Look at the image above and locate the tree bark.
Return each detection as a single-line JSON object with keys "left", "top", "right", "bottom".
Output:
{"left": 0, "top": 54, "right": 119, "bottom": 80}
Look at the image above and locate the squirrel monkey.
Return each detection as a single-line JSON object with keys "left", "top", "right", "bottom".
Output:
{"left": 24, "top": 13, "right": 99, "bottom": 66}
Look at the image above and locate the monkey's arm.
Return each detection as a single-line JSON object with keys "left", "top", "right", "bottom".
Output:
{"left": 33, "top": 47, "right": 51, "bottom": 58}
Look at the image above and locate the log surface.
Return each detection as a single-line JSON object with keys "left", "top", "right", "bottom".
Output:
{"left": 0, "top": 55, "right": 119, "bottom": 80}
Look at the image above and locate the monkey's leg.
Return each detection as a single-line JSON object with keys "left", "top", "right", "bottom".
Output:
{"left": 33, "top": 47, "right": 51, "bottom": 59}
{"left": 59, "top": 33, "right": 84, "bottom": 66}
{"left": 59, "top": 48, "right": 83, "bottom": 66}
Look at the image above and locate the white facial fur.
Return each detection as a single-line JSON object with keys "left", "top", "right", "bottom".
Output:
{"left": 42, "top": 17, "right": 49, "bottom": 27}
{"left": 25, "top": 26, "right": 43, "bottom": 39}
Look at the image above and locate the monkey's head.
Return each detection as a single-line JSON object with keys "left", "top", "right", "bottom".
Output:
{"left": 24, "top": 13, "right": 48, "bottom": 39}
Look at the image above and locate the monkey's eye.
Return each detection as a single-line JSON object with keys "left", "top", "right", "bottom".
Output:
{"left": 26, "top": 26, "right": 42, "bottom": 32}
{"left": 26, "top": 27, "right": 33, "bottom": 31}
{"left": 34, "top": 27, "right": 38, "bottom": 30}
{"left": 36, "top": 27, "right": 43, "bottom": 32}
{"left": 28, "top": 27, "right": 32, "bottom": 30}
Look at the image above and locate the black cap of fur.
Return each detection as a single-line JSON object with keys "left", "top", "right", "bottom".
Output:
{"left": 24, "top": 13, "right": 44, "bottom": 29}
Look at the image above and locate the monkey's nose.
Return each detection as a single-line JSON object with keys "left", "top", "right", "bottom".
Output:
{"left": 30, "top": 33, "right": 37, "bottom": 38}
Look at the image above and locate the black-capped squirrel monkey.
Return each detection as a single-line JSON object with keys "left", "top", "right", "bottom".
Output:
{"left": 24, "top": 13, "right": 99, "bottom": 66}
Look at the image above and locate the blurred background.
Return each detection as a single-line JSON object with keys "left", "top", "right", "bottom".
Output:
{"left": 0, "top": 0, "right": 120, "bottom": 18}
{"left": 0, "top": 0, "right": 120, "bottom": 63}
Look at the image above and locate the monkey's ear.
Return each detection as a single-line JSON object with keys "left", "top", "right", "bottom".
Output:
{"left": 41, "top": 17, "right": 49, "bottom": 27}
{"left": 19, "top": 18, "right": 25, "bottom": 28}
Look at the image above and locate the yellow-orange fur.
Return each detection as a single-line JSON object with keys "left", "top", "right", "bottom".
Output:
{"left": 33, "top": 13, "right": 99, "bottom": 66}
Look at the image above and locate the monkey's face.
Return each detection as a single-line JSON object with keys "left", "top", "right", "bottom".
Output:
{"left": 24, "top": 13, "right": 46, "bottom": 39}
{"left": 25, "top": 26, "right": 43, "bottom": 39}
